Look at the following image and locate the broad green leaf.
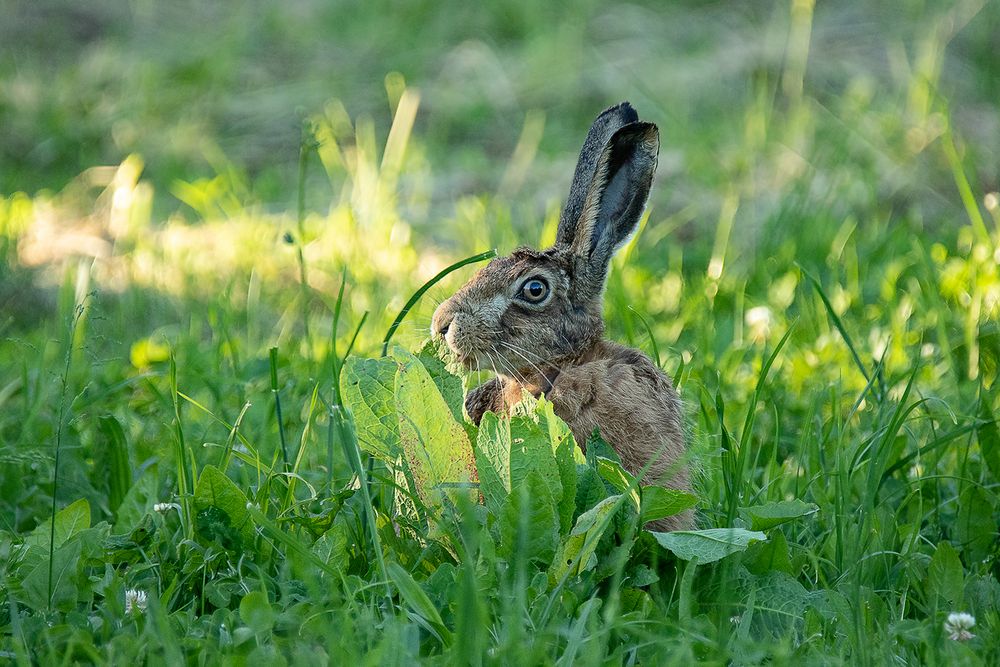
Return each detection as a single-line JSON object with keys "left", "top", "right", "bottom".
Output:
{"left": 24, "top": 498, "right": 91, "bottom": 550}
{"left": 628, "top": 564, "right": 660, "bottom": 587}
{"left": 575, "top": 465, "right": 609, "bottom": 516}
{"left": 499, "top": 469, "right": 559, "bottom": 565}
{"left": 21, "top": 538, "right": 83, "bottom": 612}
{"left": 536, "top": 396, "right": 579, "bottom": 460}
{"left": 509, "top": 415, "right": 562, "bottom": 507}
{"left": 822, "top": 589, "right": 854, "bottom": 630}
{"left": 552, "top": 434, "right": 578, "bottom": 533}
{"left": 415, "top": 341, "right": 465, "bottom": 424}
{"left": 312, "top": 522, "right": 350, "bottom": 574}
{"left": 97, "top": 415, "right": 132, "bottom": 514}
{"left": 475, "top": 401, "right": 567, "bottom": 526}
{"left": 620, "top": 587, "right": 656, "bottom": 616}
{"left": 594, "top": 455, "right": 699, "bottom": 526}
{"left": 475, "top": 412, "right": 511, "bottom": 516}
{"left": 965, "top": 573, "right": 1000, "bottom": 619}
{"left": 927, "top": 540, "right": 963, "bottom": 606}
{"left": 113, "top": 464, "right": 160, "bottom": 535}
{"left": 394, "top": 348, "right": 477, "bottom": 510}
{"left": 104, "top": 514, "right": 157, "bottom": 565}
{"left": 387, "top": 562, "right": 453, "bottom": 646}
{"left": 239, "top": 591, "right": 275, "bottom": 634}
{"left": 539, "top": 399, "right": 579, "bottom": 533}
{"left": 585, "top": 430, "right": 621, "bottom": 466}
{"left": 651, "top": 528, "right": 767, "bottom": 564}
{"left": 957, "top": 486, "right": 995, "bottom": 563}
{"left": 978, "top": 397, "right": 1000, "bottom": 481}
{"left": 595, "top": 456, "right": 640, "bottom": 511}
{"left": 746, "top": 528, "right": 794, "bottom": 575}
{"left": 194, "top": 465, "right": 255, "bottom": 547}
{"left": 738, "top": 499, "right": 819, "bottom": 531}
{"left": 552, "top": 495, "right": 622, "bottom": 581}
{"left": 422, "top": 562, "right": 457, "bottom": 608}
{"left": 736, "top": 569, "right": 830, "bottom": 621}
{"left": 341, "top": 356, "right": 400, "bottom": 459}
{"left": 640, "top": 486, "right": 700, "bottom": 524}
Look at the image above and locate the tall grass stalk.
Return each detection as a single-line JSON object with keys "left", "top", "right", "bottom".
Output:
{"left": 326, "top": 268, "right": 368, "bottom": 492}
{"left": 725, "top": 325, "right": 793, "bottom": 524}
{"left": 381, "top": 249, "right": 497, "bottom": 357}
{"left": 47, "top": 301, "right": 86, "bottom": 610}
{"left": 295, "top": 122, "right": 317, "bottom": 355}
{"left": 282, "top": 382, "right": 321, "bottom": 511}
{"left": 270, "top": 346, "right": 291, "bottom": 471}
{"left": 169, "top": 353, "right": 196, "bottom": 540}
{"left": 335, "top": 405, "right": 391, "bottom": 605}
{"left": 805, "top": 270, "right": 885, "bottom": 399}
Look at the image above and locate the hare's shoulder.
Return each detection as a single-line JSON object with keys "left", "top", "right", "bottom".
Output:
{"left": 588, "top": 340, "right": 676, "bottom": 391}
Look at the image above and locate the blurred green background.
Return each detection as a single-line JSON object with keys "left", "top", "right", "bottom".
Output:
{"left": 2, "top": 0, "right": 998, "bottom": 346}
{"left": 4, "top": 0, "right": 997, "bottom": 211}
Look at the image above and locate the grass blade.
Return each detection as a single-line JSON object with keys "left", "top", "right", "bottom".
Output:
{"left": 97, "top": 415, "right": 131, "bottom": 515}
{"left": 381, "top": 249, "right": 496, "bottom": 357}
{"left": 169, "top": 352, "right": 196, "bottom": 541}
{"left": 48, "top": 301, "right": 85, "bottom": 610}
{"left": 804, "top": 270, "right": 884, "bottom": 400}
{"left": 270, "top": 347, "right": 291, "bottom": 471}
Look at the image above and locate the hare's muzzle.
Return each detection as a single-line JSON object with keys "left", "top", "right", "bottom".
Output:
{"left": 431, "top": 300, "right": 455, "bottom": 341}
{"left": 431, "top": 300, "right": 481, "bottom": 369}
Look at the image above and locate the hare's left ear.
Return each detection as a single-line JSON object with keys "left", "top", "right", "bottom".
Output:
{"left": 570, "top": 122, "right": 659, "bottom": 297}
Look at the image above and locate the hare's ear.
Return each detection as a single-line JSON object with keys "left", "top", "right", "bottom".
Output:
{"left": 569, "top": 121, "right": 659, "bottom": 297}
{"left": 556, "top": 102, "right": 639, "bottom": 246}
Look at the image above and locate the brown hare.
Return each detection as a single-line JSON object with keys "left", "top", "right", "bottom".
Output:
{"left": 431, "top": 102, "right": 691, "bottom": 531}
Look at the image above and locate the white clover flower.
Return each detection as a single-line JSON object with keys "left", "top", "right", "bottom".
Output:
{"left": 944, "top": 612, "right": 976, "bottom": 641}
{"left": 985, "top": 192, "right": 999, "bottom": 212}
{"left": 153, "top": 502, "right": 180, "bottom": 513}
{"left": 125, "top": 589, "right": 148, "bottom": 615}
{"left": 744, "top": 306, "right": 773, "bottom": 343}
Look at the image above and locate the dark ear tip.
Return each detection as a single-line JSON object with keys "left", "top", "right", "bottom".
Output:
{"left": 597, "top": 101, "right": 639, "bottom": 125}
{"left": 611, "top": 121, "right": 660, "bottom": 152}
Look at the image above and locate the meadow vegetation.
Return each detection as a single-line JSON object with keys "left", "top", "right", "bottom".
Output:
{"left": 1, "top": 0, "right": 999, "bottom": 663}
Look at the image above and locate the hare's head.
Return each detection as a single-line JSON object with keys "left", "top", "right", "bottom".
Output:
{"left": 431, "top": 102, "right": 659, "bottom": 379}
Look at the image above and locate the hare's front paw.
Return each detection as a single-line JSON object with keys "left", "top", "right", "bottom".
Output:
{"left": 465, "top": 378, "right": 505, "bottom": 425}
{"left": 546, "top": 362, "right": 603, "bottom": 420}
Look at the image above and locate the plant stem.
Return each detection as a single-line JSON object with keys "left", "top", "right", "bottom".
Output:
{"left": 381, "top": 249, "right": 496, "bottom": 357}
{"left": 48, "top": 301, "right": 85, "bottom": 610}
{"left": 270, "top": 347, "right": 290, "bottom": 471}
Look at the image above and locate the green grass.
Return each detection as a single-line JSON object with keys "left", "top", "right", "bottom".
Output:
{"left": 2, "top": 0, "right": 1000, "bottom": 663}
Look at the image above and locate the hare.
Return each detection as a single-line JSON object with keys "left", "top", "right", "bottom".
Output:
{"left": 431, "top": 102, "right": 691, "bottom": 531}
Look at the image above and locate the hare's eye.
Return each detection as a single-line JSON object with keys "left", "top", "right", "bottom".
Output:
{"left": 519, "top": 277, "right": 550, "bottom": 303}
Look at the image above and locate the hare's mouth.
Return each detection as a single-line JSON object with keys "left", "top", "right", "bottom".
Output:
{"left": 444, "top": 345, "right": 492, "bottom": 373}
{"left": 453, "top": 350, "right": 486, "bottom": 372}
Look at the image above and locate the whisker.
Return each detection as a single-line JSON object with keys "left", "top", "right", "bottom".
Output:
{"left": 492, "top": 346, "right": 528, "bottom": 386}
{"left": 498, "top": 341, "right": 550, "bottom": 383}
{"left": 486, "top": 351, "right": 502, "bottom": 384}
{"left": 499, "top": 340, "right": 550, "bottom": 364}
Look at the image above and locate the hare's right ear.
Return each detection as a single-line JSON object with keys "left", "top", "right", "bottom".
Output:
{"left": 556, "top": 102, "right": 639, "bottom": 246}
{"left": 565, "top": 121, "right": 659, "bottom": 300}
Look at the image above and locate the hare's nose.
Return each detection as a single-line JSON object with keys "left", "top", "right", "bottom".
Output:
{"left": 431, "top": 304, "right": 455, "bottom": 339}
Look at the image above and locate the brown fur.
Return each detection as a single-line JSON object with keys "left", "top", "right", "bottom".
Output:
{"left": 432, "top": 102, "right": 691, "bottom": 531}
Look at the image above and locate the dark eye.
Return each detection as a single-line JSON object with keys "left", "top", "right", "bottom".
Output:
{"left": 519, "top": 277, "right": 550, "bottom": 303}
